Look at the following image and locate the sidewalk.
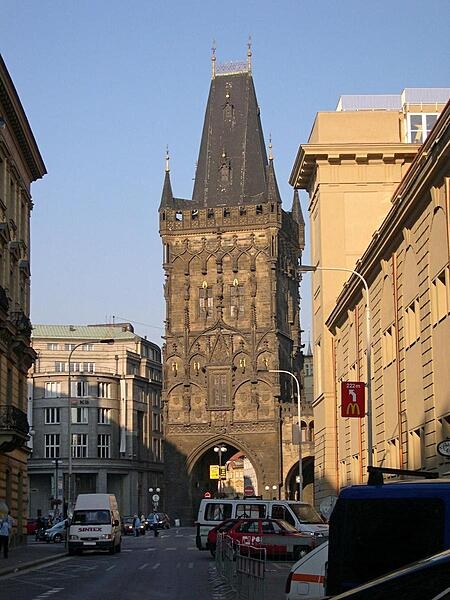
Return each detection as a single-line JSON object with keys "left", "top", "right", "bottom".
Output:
{"left": 0, "top": 537, "right": 67, "bottom": 577}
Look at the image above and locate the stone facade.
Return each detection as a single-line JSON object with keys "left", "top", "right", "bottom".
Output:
{"left": 160, "top": 54, "right": 310, "bottom": 523}
{"left": 0, "top": 54, "right": 46, "bottom": 542}
{"left": 290, "top": 89, "right": 450, "bottom": 503}
{"left": 28, "top": 323, "right": 163, "bottom": 517}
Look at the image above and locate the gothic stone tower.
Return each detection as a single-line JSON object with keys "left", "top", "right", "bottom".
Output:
{"left": 159, "top": 51, "right": 305, "bottom": 522}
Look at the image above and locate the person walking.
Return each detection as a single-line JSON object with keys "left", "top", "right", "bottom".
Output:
{"left": 133, "top": 514, "right": 141, "bottom": 537}
{"left": 0, "top": 515, "right": 11, "bottom": 558}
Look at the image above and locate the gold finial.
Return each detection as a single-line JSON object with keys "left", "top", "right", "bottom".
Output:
{"left": 268, "top": 135, "right": 273, "bottom": 161}
{"left": 165, "top": 146, "right": 170, "bottom": 172}
{"left": 247, "top": 35, "right": 252, "bottom": 72}
{"left": 212, "top": 39, "right": 216, "bottom": 79}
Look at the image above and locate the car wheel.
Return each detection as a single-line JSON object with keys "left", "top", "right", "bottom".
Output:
{"left": 53, "top": 534, "right": 62, "bottom": 543}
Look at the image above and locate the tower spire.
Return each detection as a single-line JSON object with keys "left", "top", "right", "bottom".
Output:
{"left": 165, "top": 145, "right": 170, "bottom": 173}
{"left": 247, "top": 36, "right": 252, "bottom": 73}
{"left": 211, "top": 40, "right": 216, "bottom": 79}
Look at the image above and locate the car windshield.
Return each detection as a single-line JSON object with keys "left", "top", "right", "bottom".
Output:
{"left": 72, "top": 510, "right": 111, "bottom": 525}
{"left": 290, "top": 503, "right": 324, "bottom": 524}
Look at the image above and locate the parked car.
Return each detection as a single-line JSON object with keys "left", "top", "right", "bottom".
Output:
{"left": 44, "top": 519, "right": 68, "bottom": 543}
{"left": 285, "top": 540, "right": 328, "bottom": 599}
{"left": 325, "top": 548, "right": 450, "bottom": 599}
{"left": 146, "top": 512, "right": 170, "bottom": 530}
{"left": 207, "top": 518, "right": 241, "bottom": 557}
{"left": 208, "top": 518, "right": 316, "bottom": 560}
{"left": 122, "top": 516, "right": 145, "bottom": 535}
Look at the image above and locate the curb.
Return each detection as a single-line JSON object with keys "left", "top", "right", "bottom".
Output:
{"left": 0, "top": 552, "right": 68, "bottom": 577}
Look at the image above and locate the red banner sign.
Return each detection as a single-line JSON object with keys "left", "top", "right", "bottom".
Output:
{"left": 341, "top": 381, "right": 365, "bottom": 418}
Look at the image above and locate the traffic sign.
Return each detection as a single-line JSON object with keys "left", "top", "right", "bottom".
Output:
{"left": 204, "top": 491, "right": 212, "bottom": 498}
{"left": 244, "top": 485, "right": 255, "bottom": 496}
{"left": 341, "top": 381, "right": 365, "bottom": 418}
{"left": 210, "top": 465, "right": 219, "bottom": 479}
{"left": 152, "top": 494, "right": 160, "bottom": 502}
{"left": 219, "top": 466, "right": 226, "bottom": 479}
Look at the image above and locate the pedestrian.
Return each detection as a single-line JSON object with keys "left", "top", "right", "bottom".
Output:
{"left": 0, "top": 515, "right": 11, "bottom": 558}
{"left": 152, "top": 512, "right": 159, "bottom": 537}
{"left": 133, "top": 514, "right": 141, "bottom": 537}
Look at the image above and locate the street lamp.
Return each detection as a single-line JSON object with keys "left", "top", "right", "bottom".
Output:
{"left": 149, "top": 487, "right": 161, "bottom": 512}
{"left": 264, "top": 484, "right": 279, "bottom": 500}
{"left": 299, "top": 264, "right": 373, "bottom": 467}
{"left": 67, "top": 338, "right": 114, "bottom": 514}
{"left": 269, "top": 369, "right": 302, "bottom": 501}
{"left": 214, "top": 445, "right": 227, "bottom": 497}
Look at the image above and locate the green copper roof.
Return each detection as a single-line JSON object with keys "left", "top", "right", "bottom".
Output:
{"left": 32, "top": 324, "right": 137, "bottom": 341}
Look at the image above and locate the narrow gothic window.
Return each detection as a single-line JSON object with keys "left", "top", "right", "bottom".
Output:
{"left": 230, "top": 285, "right": 244, "bottom": 318}
{"left": 199, "top": 287, "right": 213, "bottom": 316}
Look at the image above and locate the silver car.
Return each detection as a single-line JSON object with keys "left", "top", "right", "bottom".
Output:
{"left": 44, "top": 519, "right": 67, "bottom": 543}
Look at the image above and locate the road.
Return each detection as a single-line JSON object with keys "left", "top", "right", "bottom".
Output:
{"left": 1, "top": 528, "right": 291, "bottom": 600}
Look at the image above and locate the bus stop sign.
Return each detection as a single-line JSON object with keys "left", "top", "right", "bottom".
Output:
{"left": 341, "top": 381, "right": 365, "bottom": 418}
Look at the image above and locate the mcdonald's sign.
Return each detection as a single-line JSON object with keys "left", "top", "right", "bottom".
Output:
{"left": 341, "top": 381, "right": 365, "bottom": 418}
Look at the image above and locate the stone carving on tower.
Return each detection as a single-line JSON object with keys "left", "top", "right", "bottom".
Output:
{"left": 159, "top": 45, "right": 305, "bottom": 522}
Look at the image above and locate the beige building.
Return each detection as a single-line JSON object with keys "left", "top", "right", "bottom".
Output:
{"left": 28, "top": 323, "right": 163, "bottom": 517}
{"left": 0, "top": 54, "right": 46, "bottom": 542}
{"left": 290, "top": 89, "right": 450, "bottom": 503}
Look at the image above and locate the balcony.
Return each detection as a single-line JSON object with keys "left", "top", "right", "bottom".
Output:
{"left": 0, "top": 404, "right": 30, "bottom": 453}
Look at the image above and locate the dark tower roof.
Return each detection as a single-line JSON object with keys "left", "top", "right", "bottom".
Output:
{"left": 192, "top": 63, "right": 270, "bottom": 207}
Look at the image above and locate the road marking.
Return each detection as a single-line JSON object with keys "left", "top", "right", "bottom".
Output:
{"left": 165, "top": 547, "right": 177, "bottom": 551}
{"left": 106, "top": 565, "right": 115, "bottom": 571}
{"left": 138, "top": 563, "right": 149, "bottom": 570}
{"left": 144, "top": 547, "right": 156, "bottom": 551}
{"left": 33, "top": 588, "right": 64, "bottom": 599}
{"left": 152, "top": 563, "right": 160, "bottom": 570}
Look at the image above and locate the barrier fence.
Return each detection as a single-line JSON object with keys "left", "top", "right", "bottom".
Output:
{"left": 215, "top": 534, "right": 266, "bottom": 600}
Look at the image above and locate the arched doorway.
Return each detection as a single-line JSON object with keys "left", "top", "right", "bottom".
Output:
{"left": 285, "top": 455, "right": 315, "bottom": 505}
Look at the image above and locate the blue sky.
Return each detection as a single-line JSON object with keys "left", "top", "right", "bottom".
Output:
{"left": 1, "top": 0, "right": 449, "bottom": 344}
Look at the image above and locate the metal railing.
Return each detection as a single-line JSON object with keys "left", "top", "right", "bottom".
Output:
{"left": 215, "top": 534, "right": 266, "bottom": 600}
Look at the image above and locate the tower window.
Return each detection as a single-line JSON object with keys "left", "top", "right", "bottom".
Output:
{"left": 230, "top": 284, "right": 244, "bottom": 318}
{"left": 208, "top": 370, "right": 231, "bottom": 409}
{"left": 199, "top": 287, "right": 213, "bottom": 317}
{"left": 256, "top": 205, "right": 263, "bottom": 215}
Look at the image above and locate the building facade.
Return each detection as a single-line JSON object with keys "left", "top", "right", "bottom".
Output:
{"left": 290, "top": 89, "right": 450, "bottom": 503}
{"left": 327, "top": 101, "right": 450, "bottom": 485}
{"left": 28, "top": 323, "right": 163, "bottom": 518}
{"left": 0, "top": 55, "right": 46, "bottom": 541}
{"left": 159, "top": 50, "right": 311, "bottom": 523}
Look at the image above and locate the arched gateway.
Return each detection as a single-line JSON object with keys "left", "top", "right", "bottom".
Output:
{"left": 159, "top": 49, "right": 306, "bottom": 525}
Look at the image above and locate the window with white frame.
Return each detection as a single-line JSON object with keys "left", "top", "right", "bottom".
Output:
{"left": 45, "top": 381, "right": 61, "bottom": 398}
{"left": 83, "top": 362, "right": 95, "bottom": 373}
{"left": 45, "top": 433, "right": 60, "bottom": 458}
{"left": 72, "top": 433, "right": 88, "bottom": 458}
{"left": 71, "top": 406, "right": 88, "bottom": 423}
{"left": 98, "top": 382, "right": 111, "bottom": 398}
{"left": 405, "top": 298, "right": 421, "bottom": 347}
{"left": 82, "top": 344, "right": 94, "bottom": 351}
{"left": 55, "top": 362, "right": 66, "bottom": 373}
{"left": 431, "top": 268, "right": 449, "bottom": 325}
{"left": 64, "top": 343, "right": 77, "bottom": 351}
{"left": 47, "top": 343, "right": 59, "bottom": 351}
{"left": 97, "top": 434, "right": 111, "bottom": 458}
{"left": 407, "top": 113, "right": 439, "bottom": 143}
{"left": 98, "top": 408, "right": 110, "bottom": 424}
{"left": 45, "top": 407, "right": 60, "bottom": 424}
{"left": 71, "top": 380, "right": 89, "bottom": 397}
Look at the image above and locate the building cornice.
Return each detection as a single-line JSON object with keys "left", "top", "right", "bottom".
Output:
{"left": 289, "top": 143, "right": 419, "bottom": 193}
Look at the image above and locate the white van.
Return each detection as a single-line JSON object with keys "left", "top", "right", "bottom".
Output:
{"left": 285, "top": 541, "right": 328, "bottom": 599}
{"left": 68, "top": 493, "right": 122, "bottom": 555}
{"left": 195, "top": 498, "right": 328, "bottom": 551}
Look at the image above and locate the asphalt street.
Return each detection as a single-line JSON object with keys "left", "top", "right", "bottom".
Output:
{"left": 0, "top": 528, "right": 291, "bottom": 600}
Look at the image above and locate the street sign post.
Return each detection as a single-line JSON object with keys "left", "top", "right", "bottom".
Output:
{"left": 341, "top": 381, "right": 365, "bottom": 418}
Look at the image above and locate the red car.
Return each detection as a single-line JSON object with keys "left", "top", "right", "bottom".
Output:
{"left": 207, "top": 518, "right": 316, "bottom": 560}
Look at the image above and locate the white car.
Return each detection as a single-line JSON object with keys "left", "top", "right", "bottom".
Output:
{"left": 285, "top": 541, "right": 328, "bottom": 599}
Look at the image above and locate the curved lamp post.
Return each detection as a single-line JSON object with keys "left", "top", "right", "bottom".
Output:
{"left": 269, "top": 369, "right": 302, "bottom": 501}
{"left": 299, "top": 264, "right": 373, "bottom": 468}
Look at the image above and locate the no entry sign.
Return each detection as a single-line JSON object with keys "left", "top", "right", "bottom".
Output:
{"left": 341, "top": 381, "right": 365, "bottom": 418}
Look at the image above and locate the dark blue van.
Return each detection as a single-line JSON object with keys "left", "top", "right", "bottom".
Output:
{"left": 326, "top": 473, "right": 450, "bottom": 595}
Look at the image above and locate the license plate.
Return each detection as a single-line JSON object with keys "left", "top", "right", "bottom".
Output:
{"left": 83, "top": 541, "right": 96, "bottom": 545}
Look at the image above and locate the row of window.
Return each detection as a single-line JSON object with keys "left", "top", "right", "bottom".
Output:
{"left": 382, "top": 267, "right": 450, "bottom": 367}
{"left": 47, "top": 343, "right": 94, "bottom": 351}
{"left": 45, "top": 407, "right": 111, "bottom": 424}
{"left": 163, "top": 202, "right": 276, "bottom": 223}
{"left": 45, "top": 381, "right": 111, "bottom": 398}
{"left": 55, "top": 362, "right": 95, "bottom": 373}
{"left": 44, "top": 433, "right": 163, "bottom": 461}
{"left": 45, "top": 433, "right": 111, "bottom": 459}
